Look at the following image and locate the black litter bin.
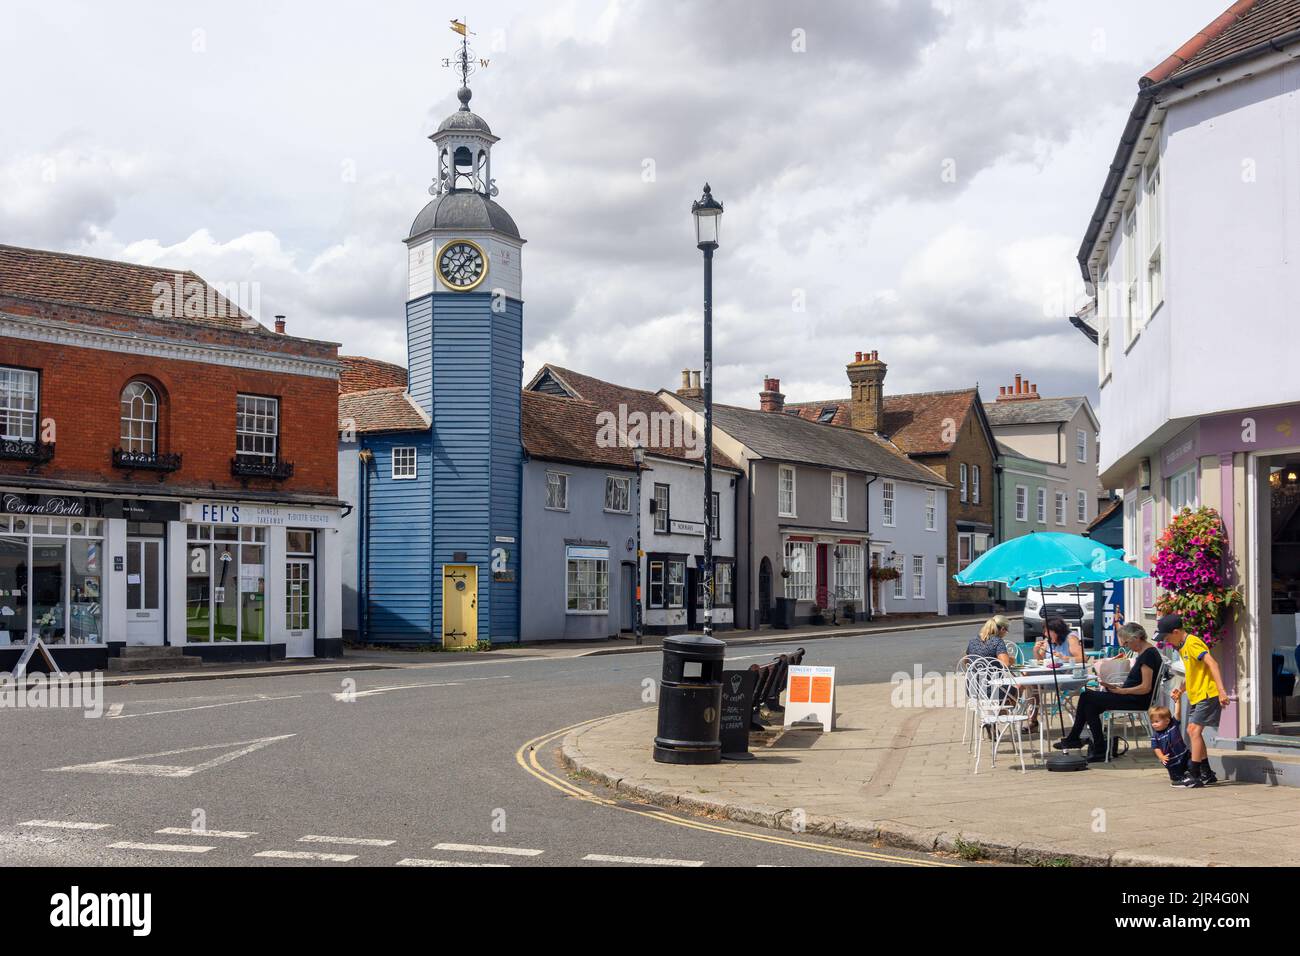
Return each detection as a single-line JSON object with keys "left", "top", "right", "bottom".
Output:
{"left": 773, "top": 596, "right": 797, "bottom": 630}
{"left": 653, "top": 634, "right": 726, "bottom": 765}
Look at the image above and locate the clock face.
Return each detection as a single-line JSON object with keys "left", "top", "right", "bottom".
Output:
{"left": 438, "top": 239, "right": 488, "bottom": 291}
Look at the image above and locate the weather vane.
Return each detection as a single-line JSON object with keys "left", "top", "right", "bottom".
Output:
{"left": 445, "top": 18, "right": 489, "bottom": 87}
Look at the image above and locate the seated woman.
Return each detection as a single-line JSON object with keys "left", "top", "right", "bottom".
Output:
{"left": 1054, "top": 622, "right": 1162, "bottom": 761}
{"left": 1034, "top": 616, "right": 1084, "bottom": 665}
{"left": 965, "top": 615, "right": 1013, "bottom": 668}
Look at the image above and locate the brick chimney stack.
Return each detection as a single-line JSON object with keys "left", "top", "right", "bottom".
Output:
{"left": 274, "top": 314, "right": 286, "bottom": 334}
{"left": 995, "top": 373, "right": 1041, "bottom": 402}
{"left": 759, "top": 376, "right": 785, "bottom": 413}
{"left": 846, "top": 350, "right": 887, "bottom": 433}
{"left": 677, "top": 369, "right": 704, "bottom": 400}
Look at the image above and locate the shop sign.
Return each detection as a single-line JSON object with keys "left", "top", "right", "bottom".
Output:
{"left": 1200, "top": 402, "right": 1300, "bottom": 456}
{"left": 1160, "top": 424, "right": 1200, "bottom": 476}
{"left": 0, "top": 494, "right": 180, "bottom": 521}
{"left": 185, "top": 502, "right": 339, "bottom": 528}
{"left": 784, "top": 665, "right": 835, "bottom": 732}
{"left": 1, "top": 493, "right": 86, "bottom": 517}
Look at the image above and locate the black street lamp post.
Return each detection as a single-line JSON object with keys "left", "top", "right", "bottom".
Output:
{"left": 692, "top": 183, "right": 723, "bottom": 639}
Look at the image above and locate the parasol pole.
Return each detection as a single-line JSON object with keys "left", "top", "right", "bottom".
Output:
{"left": 1044, "top": 574, "right": 1087, "bottom": 772}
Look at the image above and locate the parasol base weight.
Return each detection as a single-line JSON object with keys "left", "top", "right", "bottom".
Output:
{"left": 1046, "top": 752, "right": 1088, "bottom": 772}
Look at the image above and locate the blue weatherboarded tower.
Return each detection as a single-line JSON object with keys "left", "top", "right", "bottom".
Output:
{"left": 397, "top": 78, "right": 524, "bottom": 646}
{"left": 341, "top": 66, "right": 523, "bottom": 646}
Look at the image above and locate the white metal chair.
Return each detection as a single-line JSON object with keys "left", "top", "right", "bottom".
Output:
{"left": 1003, "top": 640, "right": 1024, "bottom": 665}
{"left": 1103, "top": 655, "right": 1171, "bottom": 762}
{"left": 967, "top": 661, "right": 1029, "bottom": 774}
{"left": 958, "top": 655, "right": 999, "bottom": 752}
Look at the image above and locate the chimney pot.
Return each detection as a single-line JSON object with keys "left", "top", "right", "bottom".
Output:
{"left": 855, "top": 351, "right": 863, "bottom": 362}
{"left": 681, "top": 369, "right": 691, "bottom": 389}
{"left": 691, "top": 370, "right": 701, "bottom": 390}
{"left": 274, "top": 314, "right": 286, "bottom": 334}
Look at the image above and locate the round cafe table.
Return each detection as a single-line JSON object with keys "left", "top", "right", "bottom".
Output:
{"left": 990, "top": 670, "right": 1090, "bottom": 757}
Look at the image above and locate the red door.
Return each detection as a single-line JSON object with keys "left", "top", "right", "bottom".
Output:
{"left": 816, "top": 544, "right": 829, "bottom": 605}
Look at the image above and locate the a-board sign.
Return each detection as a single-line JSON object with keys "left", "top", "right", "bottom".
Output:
{"left": 784, "top": 664, "right": 835, "bottom": 732}
{"left": 720, "top": 669, "right": 757, "bottom": 761}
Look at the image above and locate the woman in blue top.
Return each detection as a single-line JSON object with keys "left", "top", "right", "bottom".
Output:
{"left": 1034, "top": 616, "right": 1084, "bottom": 665}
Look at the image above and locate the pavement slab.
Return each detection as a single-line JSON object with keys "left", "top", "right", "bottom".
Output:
{"left": 563, "top": 681, "right": 1300, "bottom": 866}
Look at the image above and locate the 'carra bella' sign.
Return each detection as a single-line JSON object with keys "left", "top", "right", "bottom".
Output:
{"left": 1, "top": 494, "right": 87, "bottom": 517}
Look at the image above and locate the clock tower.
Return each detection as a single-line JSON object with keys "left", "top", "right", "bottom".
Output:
{"left": 404, "top": 75, "right": 524, "bottom": 646}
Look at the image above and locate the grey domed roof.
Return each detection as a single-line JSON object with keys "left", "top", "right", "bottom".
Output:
{"left": 408, "top": 191, "right": 521, "bottom": 241}
{"left": 437, "top": 110, "right": 492, "bottom": 134}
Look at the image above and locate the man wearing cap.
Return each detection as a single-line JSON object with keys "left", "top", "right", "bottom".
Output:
{"left": 1159, "top": 614, "right": 1230, "bottom": 788}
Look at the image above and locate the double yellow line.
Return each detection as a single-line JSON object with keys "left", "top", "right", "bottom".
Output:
{"left": 515, "top": 714, "right": 957, "bottom": 867}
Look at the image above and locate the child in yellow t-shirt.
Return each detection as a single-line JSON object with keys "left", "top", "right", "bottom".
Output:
{"left": 1158, "top": 614, "right": 1230, "bottom": 788}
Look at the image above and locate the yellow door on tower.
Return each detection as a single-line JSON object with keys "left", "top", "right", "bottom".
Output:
{"left": 442, "top": 564, "right": 478, "bottom": 649}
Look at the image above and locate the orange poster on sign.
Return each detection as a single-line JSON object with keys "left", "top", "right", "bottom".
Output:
{"left": 788, "top": 675, "right": 811, "bottom": 703}
{"left": 811, "top": 676, "right": 832, "bottom": 704}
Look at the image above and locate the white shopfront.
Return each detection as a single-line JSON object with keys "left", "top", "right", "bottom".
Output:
{"left": 175, "top": 502, "right": 343, "bottom": 659}
{"left": 0, "top": 490, "right": 341, "bottom": 663}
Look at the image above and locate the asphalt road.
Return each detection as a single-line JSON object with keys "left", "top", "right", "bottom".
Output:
{"left": 0, "top": 621, "right": 994, "bottom": 868}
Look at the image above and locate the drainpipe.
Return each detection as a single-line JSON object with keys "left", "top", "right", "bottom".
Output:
{"left": 864, "top": 475, "right": 877, "bottom": 622}
{"left": 357, "top": 448, "right": 371, "bottom": 643}
{"left": 747, "top": 463, "right": 754, "bottom": 629}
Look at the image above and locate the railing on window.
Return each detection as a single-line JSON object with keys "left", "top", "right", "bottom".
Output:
{"left": 231, "top": 455, "right": 294, "bottom": 480}
{"left": 0, "top": 438, "right": 54, "bottom": 465}
{"left": 112, "top": 448, "right": 182, "bottom": 473}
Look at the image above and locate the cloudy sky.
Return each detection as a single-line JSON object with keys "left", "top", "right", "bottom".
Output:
{"left": 1, "top": 0, "right": 1228, "bottom": 411}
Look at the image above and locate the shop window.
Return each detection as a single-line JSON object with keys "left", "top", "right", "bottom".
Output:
{"left": 714, "top": 561, "right": 734, "bottom": 607}
{"left": 833, "top": 543, "right": 863, "bottom": 601}
{"left": 783, "top": 540, "right": 814, "bottom": 600}
{"left": 565, "top": 546, "right": 609, "bottom": 613}
{"left": 0, "top": 514, "right": 104, "bottom": 646}
{"left": 185, "top": 524, "right": 267, "bottom": 643}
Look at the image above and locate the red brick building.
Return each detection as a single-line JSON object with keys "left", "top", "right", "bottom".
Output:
{"left": 0, "top": 245, "right": 344, "bottom": 668}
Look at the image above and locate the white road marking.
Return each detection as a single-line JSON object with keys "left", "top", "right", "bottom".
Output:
{"left": 583, "top": 853, "right": 704, "bottom": 867}
{"left": 432, "top": 842, "right": 543, "bottom": 857}
{"left": 46, "top": 734, "right": 296, "bottom": 778}
{"left": 109, "top": 695, "right": 301, "bottom": 719}
{"left": 255, "top": 850, "right": 357, "bottom": 863}
{"left": 331, "top": 676, "right": 508, "bottom": 701}
{"left": 19, "top": 820, "right": 112, "bottom": 830}
{"left": 105, "top": 703, "right": 124, "bottom": 718}
{"left": 299, "top": 834, "right": 396, "bottom": 847}
{"left": 156, "top": 827, "right": 256, "bottom": 839}
{"left": 108, "top": 841, "right": 215, "bottom": 854}
{"left": 396, "top": 858, "right": 509, "bottom": 868}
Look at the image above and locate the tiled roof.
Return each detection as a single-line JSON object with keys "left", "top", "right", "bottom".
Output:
{"left": 677, "top": 397, "right": 947, "bottom": 486}
{"left": 338, "top": 387, "right": 429, "bottom": 434}
{"left": 1088, "top": 498, "right": 1122, "bottom": 533}
{"left": 788, "top": 388, "right": 981, "bottom": 456}
{"left": 522, "top": 392, "right": 636, "bottom": 469}
{"left": 984, "top": 396, "right": 1087, "bottom": 427}
{"left": 1144, "top": 0, "right": 1300, "bottom": 86}
{"left": 339, "top": 355, "right": 408, "bottom": 393}
{"left": 527, "top": 365, "right": 741, "bottom": 470}
{"left": 0, "top": 243, "right": 257, "bottom": 331}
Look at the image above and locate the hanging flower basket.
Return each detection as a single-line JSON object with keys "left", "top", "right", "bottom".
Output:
{"left": 1150, "top": 506, "right": 1242, "bottom": 646}
{"left": 870, "top": 566, "right": 901, "bottom": 582}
